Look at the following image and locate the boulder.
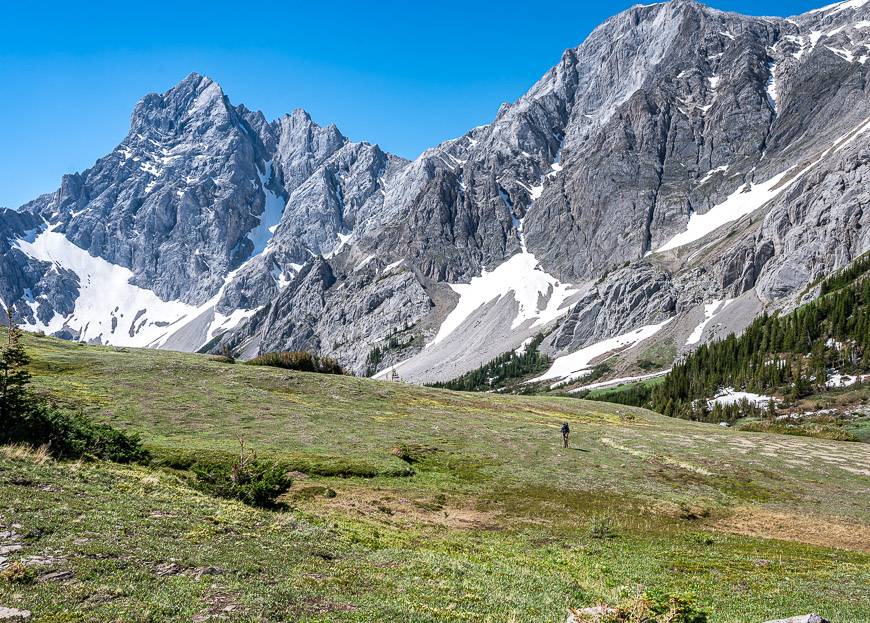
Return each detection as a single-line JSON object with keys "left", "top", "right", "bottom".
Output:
{"left": 0, "top": 607, "right": 31, "bottom": 621}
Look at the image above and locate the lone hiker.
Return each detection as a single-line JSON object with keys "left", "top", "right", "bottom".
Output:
{"left": 561, "top": 422, "right": 570, "bottom": 448}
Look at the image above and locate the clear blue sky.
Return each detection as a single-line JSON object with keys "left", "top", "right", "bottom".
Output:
{"left": 0, "top": 0, "right": 825, "bottom": 209}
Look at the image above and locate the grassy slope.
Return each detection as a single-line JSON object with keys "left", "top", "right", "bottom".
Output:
{"left": 2, "top": 334, "right": 869, "bottom": 622}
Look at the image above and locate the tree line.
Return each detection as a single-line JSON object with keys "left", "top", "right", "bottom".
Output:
{"left": 649, "top": 254, "right": 870, "bottom": 420}
{"left": 428, "top": 333, "right": 550, "bottom": 392}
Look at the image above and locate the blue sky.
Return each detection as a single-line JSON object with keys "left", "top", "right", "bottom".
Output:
{"left": 1, "top": 1, "right": 825, "bottom": 209}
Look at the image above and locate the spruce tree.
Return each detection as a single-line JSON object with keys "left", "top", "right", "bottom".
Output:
{"left": 0, "top": 307, "right": 33, "bottom": 424}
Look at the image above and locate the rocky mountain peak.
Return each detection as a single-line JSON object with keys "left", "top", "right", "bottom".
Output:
{"left": 130, "top": 72, "right": 230, "bottom": 136}
{"left": 1, "top": 0, "right": 868, "bottom": 385}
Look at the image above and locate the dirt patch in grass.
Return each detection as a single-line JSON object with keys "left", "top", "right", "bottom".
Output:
{"left": 291, "top": 483, "right": 500, "bottom": 530}
{"left": 710, "top": 506, "right": 870, "bottom": 552}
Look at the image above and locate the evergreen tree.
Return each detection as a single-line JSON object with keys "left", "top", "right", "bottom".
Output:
{"left": 0, "top": 307, "right": 33, "bottom": 423}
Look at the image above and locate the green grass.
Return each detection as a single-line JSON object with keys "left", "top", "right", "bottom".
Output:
{"left": 1, "top": 333, "right": 868, "bottom": 622}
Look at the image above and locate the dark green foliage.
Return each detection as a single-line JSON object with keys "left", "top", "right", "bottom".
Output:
{"left": 0, "top": 313, "right": 147, "bottom": 463}
{"left": 150, "top": 445, "right": 414, "bottom": 484}
{"left": 636, "top": 358, "right": 659, "bottom": 371}
{"left": 0, "top": 561, "right": 37, "bottom": 585}
{"left": 2, "top": 403, "right": 148, "bottom": 463}
{"left": 651, "top": 257, "right": 870, "bottom": 421}
{"left": 218, "top": 344, "right": 235, "bottom": 364}
{"left": 364, "top": 345, "right": 384, "bottom": 377}
{"left": 582, "top": 590, "right": 709, "bottom": 623}
{"left": 820, "top": 251, "right": 870, "bottom": 295}
{"left": 582, "top": 361, "right": 613, "bottom": 384}
{"left": 644, "top": 591, "right": 709, "bottom": 623}
{"left": 588, "top": 516, "right": 616, "bottom": 539}
{"left": 0, "top": 309, "right": 35, "bottom": 423}
{"left": 363, "top": 331, "right": 421, "bottom": 377}
{"left": 575, "top": 381, "right": 654, "bottom": 407}
{"left": 428, "top": 333, "right": 550, "bottom": 392}
{"left": 154, "top": 439, "right": 293, "bottom": 508}
{"left": 247, "top": 351, "right": 344, "bottom": 375}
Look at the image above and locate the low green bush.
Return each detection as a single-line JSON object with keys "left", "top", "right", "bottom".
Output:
{"left": 150, "top": 446, "right": 413, "bottom": 479}
{"left": 247, "top": 351, "right": 344, "bottom": 374}
{"left": 0, "top": 562, "right": 37, "bottom": 585}
{"left": 588, "top": 516, "right": 617, "bottom": 539}
{"left": 149, "top": 444, "right": 292, "bottom": 508}
{"left": 1, "top": 404, "right": 148, "bottom": 463}
{"left": 191, "top": 459, "right": 292, "bottom": 509}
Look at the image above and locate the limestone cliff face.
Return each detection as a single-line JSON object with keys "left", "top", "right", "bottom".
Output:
{"left": 3, "top": 1, "right": 870, "bottom": 378}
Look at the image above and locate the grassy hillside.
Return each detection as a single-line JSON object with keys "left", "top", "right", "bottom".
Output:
{"left": 2, "top": 333, "right": 869, "bottom": 622}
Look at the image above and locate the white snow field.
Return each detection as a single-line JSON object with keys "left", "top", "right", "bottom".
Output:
{"left": 14, "top": 228, "right": 197, "bottom": 347}
{"left": 685, "top": 299, "right": 733, "bottom": 346}
{"left": 15, "top": 163, "right": 291, "bottom": 351}
{"left": 826, "top": 372, "right": 870, "bottom": 387}
{"left": 247, "top": 161, "right": 286, "bottom": 256}
{"left": 659, "top": 114, "right": 870, "bottom": 252}
{"left": 658, "top": 171, "right": 792, "bottom": 252}
{"left": 707, "top": 387, "right": 777, "bottom": 408}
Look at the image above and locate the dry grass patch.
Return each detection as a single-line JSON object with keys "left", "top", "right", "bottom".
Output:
{"left": 710, "top": 506, "right": 870, "bottom": 552}
{"left": 0, "top": 443, "right": 51, "bottom": 465}
{"left": 288, "top": 482, "right": 500, "bottom": 530}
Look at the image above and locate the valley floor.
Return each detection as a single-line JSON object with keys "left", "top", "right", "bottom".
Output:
{"left": 1, "top": 335, "right": 869, "bottom": 622}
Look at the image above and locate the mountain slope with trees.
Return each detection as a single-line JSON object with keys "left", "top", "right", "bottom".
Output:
{"left": 648, "top": 254, "right": 870, "bottom": 421}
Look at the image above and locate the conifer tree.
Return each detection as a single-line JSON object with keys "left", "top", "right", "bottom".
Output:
{"left": 0, "top": 307, "right": 33, "bottom": 424}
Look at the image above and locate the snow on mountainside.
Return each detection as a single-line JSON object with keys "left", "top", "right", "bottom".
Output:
{"left": 14, "top": 227, "right": 197, "bottom": 347}
{"left": 2, "top": 0, "right": 870, "bottom": 385}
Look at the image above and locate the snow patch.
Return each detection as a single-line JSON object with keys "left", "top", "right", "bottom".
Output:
{"left": 658, "top": 171, "right": 792, "bottom": 252}
{"left": 248, "top": 161, "right": 286, "bottom": 256}
{"left": 382, "top": 259, "right": 405, "bottom": 273}
{"left": 808, "top": 0, "right": 869, "bottom": 14}
{"left": 430, "top": 253, "right": 578, "bottom": 347}
{"left": 708, "top": 388, "right": 776, "bottom": 408}
{"left": 514, "top": 336, "right": 535, "bottom": 355}
{"left": 658, "top": 114, "right": 870, "bottom": 253}
{"left": 569, "top": 369, "right": 672, "bottom": 393}
{"left": 765, "top": 62, "right": 778, "bottom": 112}
{"left": 698, "top": 166, "right": 728, "bottom": 185}
{"left": 826, "top": 372, "right": 870, "bottom": 387}
{"left": 685, "top": 299, "right": 732, "bottom": 346}
{"left": 532, "top": 319, "right": 672, "bottom": 386}
{"left": 354, "top": 254, "right": 377, "bottom": 272}
{"left": 14, "top": 228, "right": 197, "bottom": 347}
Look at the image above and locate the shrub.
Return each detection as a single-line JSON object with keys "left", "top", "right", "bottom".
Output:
{"left": 152, "top": 439, "right": 292, "bottom": 508}
{"left": 192, "top": 460, "right": 291, "bottom": 508}
{"left": 644, "top": 590, "right": 708, "bottom": 623}
{"left": 1, "top": 403, "right": 148, "bottom": 463}
{"left": 247, "top": 351, "right": 344, "bottom": 375}
{"left": 1, "top": 562, "right": 37, "bottom": 585}
{"left": 588, "top": 516, "right": 617, "bottom": 539}
{"left": 1, "top": 314, "right": 146, "bottom": 463}
{"left": 0, "top": 312, "right": 36, "bottom": 423}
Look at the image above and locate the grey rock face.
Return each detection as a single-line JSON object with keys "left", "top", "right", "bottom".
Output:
{"left": 2, "top": 1, "right": 870, "bottom": 380}
{"left": 36, "top": 73, "right": 269, "bottom": 305}
{"left": 217, "top": 258, "right": 433, "bottom": 372}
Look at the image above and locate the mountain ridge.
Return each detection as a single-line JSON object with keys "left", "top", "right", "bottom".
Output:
{"left": 2, "top": 0, "right": 869, "bottom": 384}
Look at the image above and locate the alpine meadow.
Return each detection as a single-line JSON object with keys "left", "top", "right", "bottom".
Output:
{"left": 1, "top": 1, "right": 870, "bottom": 622}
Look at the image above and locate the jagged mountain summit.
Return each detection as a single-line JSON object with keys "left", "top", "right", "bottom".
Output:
{"left": 2, "top": 0, "right": 870, "bottom": 383}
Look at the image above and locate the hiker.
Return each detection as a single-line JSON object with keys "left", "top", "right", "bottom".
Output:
{"left": 561, "top": 422, "right": 570, "bottom": 448}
